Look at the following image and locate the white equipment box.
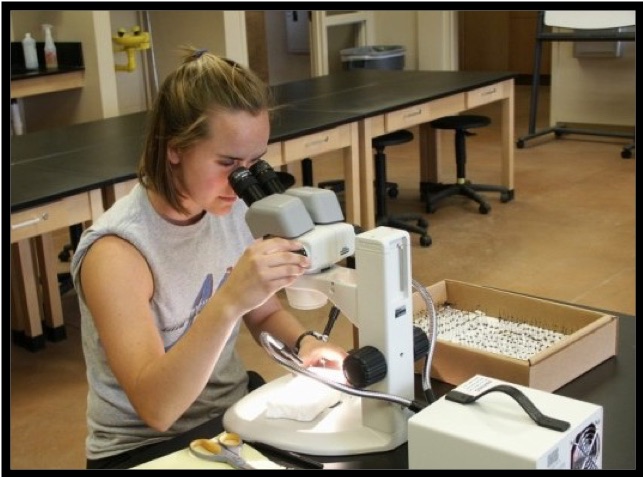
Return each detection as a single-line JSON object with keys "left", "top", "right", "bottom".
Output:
{"left": 408, "top": 375, "right": 603, "bottom": 469}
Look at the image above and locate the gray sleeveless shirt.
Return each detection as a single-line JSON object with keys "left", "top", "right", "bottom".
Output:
{"left": 71, "top": 183, "right": 254, "bottom": 460}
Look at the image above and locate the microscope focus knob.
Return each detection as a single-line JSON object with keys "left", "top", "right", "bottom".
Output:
{"left": 413, "top": 326, "right": 430, "bottom": 361}
{"left": 343, "top": 346, "right": 387, "bottom": 388}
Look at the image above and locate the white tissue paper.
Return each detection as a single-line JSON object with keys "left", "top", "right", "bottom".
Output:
{"left": 265, "top": 372, "right": 342, "bottom": 422}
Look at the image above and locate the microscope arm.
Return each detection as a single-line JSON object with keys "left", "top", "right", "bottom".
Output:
{"left": 286, "top": 266, "right": 359, "bottom": 327}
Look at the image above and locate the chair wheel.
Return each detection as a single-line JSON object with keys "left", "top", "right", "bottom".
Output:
{"left": 621, "top": 149, "right": 632, "bottom": 159}
{"left": 516, "top": 139, "right": 525, "bottom": 149}
{"left": 426, "top": 203, "right": 436, "bottom": 214}
{"left": 500, "top": 191, "right": 511, "bottom": 203}
{"left": 479, "top": 203, "right": 491, "bottom": 214}
{"left": 420, "top": 235, "right": 432, "bottom": 247}
{"left": 388, "top": 186, "right": 399, "bottom": 199}
{"left": 417, "top": 218, "right": 429, "bottom": 228}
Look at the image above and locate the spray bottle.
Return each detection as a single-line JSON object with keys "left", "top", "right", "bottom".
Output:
{"left": 42, "top": 24, "right": 58, "bottom": 69}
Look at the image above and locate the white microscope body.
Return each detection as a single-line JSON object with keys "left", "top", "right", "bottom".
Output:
{"left": 223, "top": 164, "right": 416, "bottom": 456}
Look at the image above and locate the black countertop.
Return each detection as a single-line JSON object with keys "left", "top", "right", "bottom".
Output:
{"left": 10, "top": 70, "right": 516, "bottom": 212}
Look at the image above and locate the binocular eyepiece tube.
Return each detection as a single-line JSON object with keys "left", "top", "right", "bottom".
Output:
{"left": 229, "top": 160, "right": 286, "bottom": 206}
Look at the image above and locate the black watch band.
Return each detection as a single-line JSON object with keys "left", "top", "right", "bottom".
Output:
{"left": 293, "top": 331, "right": 324, "bottom": 355}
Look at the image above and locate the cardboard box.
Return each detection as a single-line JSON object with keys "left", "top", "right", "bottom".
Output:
{"left": 413, "top": 280, "right": 618, "bottom": 392}
{"left": 408, "top": 375, "right": 604, "bottom": 469}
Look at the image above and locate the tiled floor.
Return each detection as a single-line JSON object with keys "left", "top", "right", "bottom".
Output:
{"left": 8, "top": 85, "right": 635, "bottom": 469}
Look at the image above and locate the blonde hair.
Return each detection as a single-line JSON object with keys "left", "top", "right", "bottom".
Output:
{"left": 138, "top": 48, "right": 272, "bottom": 214}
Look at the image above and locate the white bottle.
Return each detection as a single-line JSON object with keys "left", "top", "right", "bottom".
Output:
{"left": 42, "top": 24, "right": 58, "bottom": 69}
{"left": 11, "top": 99, "right": 24, "bottom": 135}
{"left": 22, "top": 32, "right": 39, "bottom": 70}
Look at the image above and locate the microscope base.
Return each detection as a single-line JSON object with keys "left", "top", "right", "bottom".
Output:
{"left": 223, "top": 374, "right": 409, "bottom": 456}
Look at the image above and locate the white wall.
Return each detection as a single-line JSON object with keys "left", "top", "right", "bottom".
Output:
{"left": 265, "top": 11, "right": 311, "bottom": 85}
{"left": 374, "top": 10, "right": 418, "bottom": 69}
{"left": 550, "top": 38, "right": 635, "bottom": 127}
{"left": 148, "top": 10, "right": 226, "bottom": 83}
{"left": 417, "top": 11, "right": 458, "bottom": 70}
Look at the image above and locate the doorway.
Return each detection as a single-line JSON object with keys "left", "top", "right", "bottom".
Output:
{"left": 245, "top": 10, "right": 373, "bottom": 85}
{"left": 246, "top": 11, "right": 311, "bottom": 85}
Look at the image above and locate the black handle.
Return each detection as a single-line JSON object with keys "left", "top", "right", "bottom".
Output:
{"left": 445, "top": 384, "right": 570, "bottom": 432}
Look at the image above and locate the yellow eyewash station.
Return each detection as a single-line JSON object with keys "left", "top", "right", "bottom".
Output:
{"left": 112, "top": 26, "right": 150, "bottom": 72}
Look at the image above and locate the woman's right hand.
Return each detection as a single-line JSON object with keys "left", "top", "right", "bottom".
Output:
{"left": 218, "top": 237, "right": 310, "bottom": 315}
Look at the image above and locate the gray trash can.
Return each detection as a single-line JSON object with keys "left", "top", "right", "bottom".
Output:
{"left": 340, "top": 45, "right": 405, "bottom": 70}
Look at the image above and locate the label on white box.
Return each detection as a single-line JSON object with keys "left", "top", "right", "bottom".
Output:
{"left": 454, "top": 374, "right": 499, "bottom": 395}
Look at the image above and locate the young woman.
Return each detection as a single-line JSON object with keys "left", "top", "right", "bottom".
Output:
{"left": 71, "top": 49, "right": 347, "bottom": 468}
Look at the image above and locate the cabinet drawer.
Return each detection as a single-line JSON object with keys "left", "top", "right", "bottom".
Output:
{"left": 283, "top": 124, "right": 351, "bottom": 162}
{"left": 426, "top": 94, "right": 466, "bottom": 121}
{"left": 11, "top": 192, "right": 96, "bottom": 243}
{"left": 466, "top": 80, "right": 510, "bottom": 109}
{"left": 385, "top": 102, "right": 432, "bottom": 131}
{"left": 385, "top": 94, "right": 466, "bottom": 132}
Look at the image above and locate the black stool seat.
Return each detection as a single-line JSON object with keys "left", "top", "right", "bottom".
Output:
{"left": 430, "top": 115, "right": 491, "bottom": 131}
{"left": 276, "top": 171, "right": 295, "bottom": 189}
{"left": 425, "top": 114, "right": 513, "bottom": 214}
{"left": 372, "top": 129, "right": 415, "bottom": 148}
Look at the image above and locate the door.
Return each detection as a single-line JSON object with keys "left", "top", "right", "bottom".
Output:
{"left": 458, "top": 11, "right": 551, "bottom": 81}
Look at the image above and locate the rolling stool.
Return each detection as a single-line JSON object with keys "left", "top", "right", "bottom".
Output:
{"left": 372, "top": 130, "right": 431, "bottom": 246}
{"left": 426, "top": 115, "right": 513, "bottom": 214}
{"left": 320, "top": 130, "right": 430, "bottom": 246}
{"left": 373, "top": 130, "right": 431, "bottom": 246}
{"left": 316, "top": 128, "right": 430, "bottom": 246}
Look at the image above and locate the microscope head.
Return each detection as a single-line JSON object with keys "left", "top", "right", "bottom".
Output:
{"left": 229, "top": 161, "right": 356, "bottom": 275}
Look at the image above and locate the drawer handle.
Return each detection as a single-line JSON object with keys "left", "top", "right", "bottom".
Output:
{"left": 305, "top": 136, "right": 330, "bottom": 148}
{"left": 11, "top": 213, "right": 49, "bottom": 230}
{"left": 403, "top": 109, "right": 423, "bottom": 119}
{"left": 481, "top": 88, "right": 497, "bottom": 96}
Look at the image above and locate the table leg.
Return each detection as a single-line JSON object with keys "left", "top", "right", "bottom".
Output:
{"left": 10, "top": 240, "right": 46, "bottom": 351}
{"left": 102, "top": 179, "right": 138, "bottom": 210}
{"left": 343, "top": 122, "right": 361, "bottom": 228}
{"left": 418, "top": 123, "right": 442, "bottom": 200}
{"left": 34, "top": 233, "right": 66, "bottom": 341}
{"left": 358, "top": 119, "right": 376, "bottom": 230}
{"left": 500, "top": 81, "right": 515, "bottom": 192}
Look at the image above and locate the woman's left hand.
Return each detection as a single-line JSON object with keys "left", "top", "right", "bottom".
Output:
{"left": 297, "top": 338, "right": 348, "bottom": 369}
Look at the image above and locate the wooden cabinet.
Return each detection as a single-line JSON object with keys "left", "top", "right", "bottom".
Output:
{"left": 458, "top": 11, "right": 551, "bottom": 80}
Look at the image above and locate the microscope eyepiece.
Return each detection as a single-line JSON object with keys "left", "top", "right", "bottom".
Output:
{"left": 229, "top": 166, "right": 266, "bottom": 206}
{"left": 250, "top": 160, "right": 286, "bottom": 195}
